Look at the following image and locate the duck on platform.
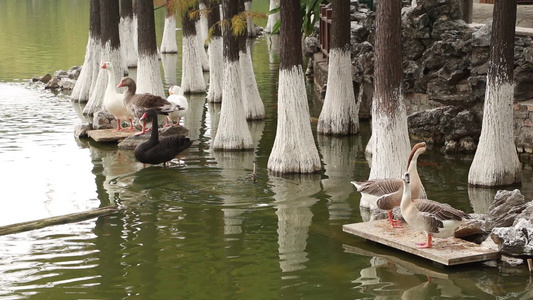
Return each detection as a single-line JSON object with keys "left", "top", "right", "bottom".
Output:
{"left": 165, "top": 85, "right": 188, "bottom": 127}
{"left": 134, "top": 109, "right": 193, "bottom": 166}
{"left": 102, "top": 62, "right": 133, "bottom": 131}
{"left": 352, "top": 142, "right": 427, "bottom": 228}
{"left": 401, "top": 172, "right": 470, "bottom": 248}
{"left": 117, "top": 77, "right": 184, "bottom": 135}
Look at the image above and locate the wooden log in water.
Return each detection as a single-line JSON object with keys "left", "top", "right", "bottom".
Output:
{"left": 0, "top": 206, "right": 119, "bottom": 236}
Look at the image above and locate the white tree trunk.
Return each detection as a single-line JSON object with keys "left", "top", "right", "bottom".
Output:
{"left": 88, "top": 40, "right": 104, "bottom": 103}
{"left": 137, "top": 53, "right": 165, "bottom": 97}
{"left": 468, "top": 81, "right": 521, "bottom": 186}
{"left": 71, "top": 34, "right": 99, "bottom": 103}
{"left": 213, "top": 60, "right": 253, "bottom": 150}
{"left": 244, "top": 1, "right": 257, "bottom": 37}
{"left": 265, "top": 0, "right": 280, "bottom": 34}
{"left": 160, "top": 15, "right": 178, "bottom": 53}
{"left": 368, "top": 91, "right": 410, "bottom": 180}
{"left": 119, "top": 15, "right": 137, "bottom": 67}
{"left": 195, "top": 21, "right": 209, "bottom": 71}
{"left": 132, "top": 15, "right": 138, "bottom": 55}
{"left": 207, "top": 37, "right": 224, "bottom": 102}
{"left": 239, "top": 48, "right": 265, "bottom": 120}
{"left": 267, "top": 65, "right": 321, "bottom": 174}
{"left": 317, "top": 48, "right": 359, "bottom": 135}
{"left": 199, "top": 2, "right": 209, "bottom": 47}
{"left": 83, "top": 43, "right": 125, "bottom": 115}
{"left": 181, "top": 36, "right": 206, "bottom": 93}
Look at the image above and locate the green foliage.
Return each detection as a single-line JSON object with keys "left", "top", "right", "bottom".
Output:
{"left": 301, "top": 0, "right": 324, "bottom": 36}
{"left": 268, "top": 0, "right": 328, "bottom": 37}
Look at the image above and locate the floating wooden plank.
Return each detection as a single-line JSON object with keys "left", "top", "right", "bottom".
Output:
{"left": 87, "top": 129, "right": 139, "bottom": 142}
{"left": 343, "top": 220, "right": 500, "bottom": 266}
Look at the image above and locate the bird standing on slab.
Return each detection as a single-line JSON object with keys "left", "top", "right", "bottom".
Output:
{"left": 165, "top": 85, "right": 188, "bottom": 127}
{"left": 134, "top": 109, "right": 193, "bottom": 165}
{"left": 352, "top": 142, "right": 427, "bottom": 228}
{"left": 400, "top": 172, "right": 470, "bottom": 249}
{"left": 118, "top": 77, "right": 184, "bottom": 135}
{"left": 102, "top": 62, "right": 133, "bottom": 131}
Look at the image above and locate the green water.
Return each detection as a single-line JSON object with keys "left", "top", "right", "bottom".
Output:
{"left": 1, "top": 0, "right": 533, "bottom": 299}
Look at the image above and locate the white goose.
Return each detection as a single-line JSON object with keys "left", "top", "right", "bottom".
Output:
{"left": 165, "top": 85, "right": 188, "bottom": 127}
{"left": 352, "top": 142, "right": 427, "bottom": 228}
{"left": 401, "top": 172, "right": 470, "bottom": 248}
{"left": 102, "top": 62, "right": 133, "bottom": 131}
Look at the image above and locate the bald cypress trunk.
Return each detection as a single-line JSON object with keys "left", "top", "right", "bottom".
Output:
{"left": 468, "top": 0, "right": 520, "bottom": 186}
{"left": 181, "top": 4, "right": 207, "bottom": 93}
{"left": 84, "top": 0, "right": 126, "bottom": 116}
{"left": 317, "top": 0, "right": 359, "bottom": 135}
{"left": 161, "top": 4, "right": 178, "bottom": 53}
{"left": 71, "top": 0, "right": 101, "bottom": 103}
{"left": 136, "top": 0, "right": 165, "bottom": 97}
{"left": 207, "top": 0, "right": 224, "bottom": 102}
{"left": 119, "top": 0, "right": 137, "bottom": 67}
{"left": 267, "top": 0, "right": 321, "bottom": 174}
{"left": 265, "top": 0, "right": 279, "bottom": 34}
{"left": 213, "top": 0, "right": 253, "bottom": 150}
{"left": 239, "top": 0, "right": 265, "bottom": 120}
{"left": 367, "top": 0, "right": 410, "bottom": 181}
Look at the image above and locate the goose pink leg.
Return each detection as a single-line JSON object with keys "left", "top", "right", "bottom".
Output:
{"left": 388, "top": 211, "right": 403, "bottom": 228}
{"left": 416, "top": 235, "right": 432, "bottom": 249}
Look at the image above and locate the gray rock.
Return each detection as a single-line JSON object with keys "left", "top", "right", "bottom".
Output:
{"left": 39, "top": 73, "right": 53, "bottom": 84}
{"left": 67, "top": 66, "right": 82, "bottom": 80}
{"left": 489, "top": 189, "right": 527, "bottom": 228}
{"left": 303, "top": 36, "right": 320, "bottom": 57}
{"left": 491, "top": 218, "right": 533, "bottom": 256}
{"left": 74, "top": 123, "right": 92, "bottom": 138}
{"left": 59, "top": 78, "right": 76, "bottom": 90}
{"left": 54, "top": 70, "right": 68, "bottom": 78}
{"left": 118, "top": 126, "right": 190, "bottom": 150}
{"left": 92, "top": 110, "right": 115, "bottom": 130}
{"left": 472, "top": 22, "right": 492, "bottom": 47}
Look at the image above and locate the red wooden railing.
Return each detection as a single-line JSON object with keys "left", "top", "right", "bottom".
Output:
{"left": 319, "top": 4, "right": 332, "bottom": 58}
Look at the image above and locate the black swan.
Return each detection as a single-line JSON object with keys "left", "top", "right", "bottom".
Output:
{"left": 117, "top": 77, "right": 184, "bottom": 135}
{"left": 134, "top": 109, "right": 193, "bottom": 165}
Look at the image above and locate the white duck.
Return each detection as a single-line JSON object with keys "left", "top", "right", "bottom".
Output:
{"left": 102, "top": 62, "right": 133, "bottom": 131}
{"left": 165, "top": 85, "right": 188, "bottom": 127}
{"left": 401, "top": 172, "right": 470, "bottom": 249}
{"left": 352, "top": 142, "right": 427, "bottom": 228}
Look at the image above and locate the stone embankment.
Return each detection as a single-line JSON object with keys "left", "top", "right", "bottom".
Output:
{"left": 308, "top": 0, "right": 533, "bottom": 159}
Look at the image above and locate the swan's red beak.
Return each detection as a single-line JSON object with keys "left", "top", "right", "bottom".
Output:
{"left": 101, "top": 63, "right": 106, "bottom": 69}
{"left": 140, "top": 112, "right": 147, "bottom": 121}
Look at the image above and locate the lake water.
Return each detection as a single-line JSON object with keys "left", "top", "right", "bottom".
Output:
{"left": 1, "top": 0, "right": 533, "bottom": 299}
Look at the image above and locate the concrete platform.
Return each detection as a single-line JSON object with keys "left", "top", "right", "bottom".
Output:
{"left": 343, "top": 220, "right": 500, "bottom": 266}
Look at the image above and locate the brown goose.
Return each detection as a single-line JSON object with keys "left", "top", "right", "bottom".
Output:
{"left": 117, "top": 77, "right": 183, "bottom": 135}
{"left": 351, "top": 142, "right": 427, "bottom": 228}
{"left": 401, "top": 172, "right": 470, "bottom": 248}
